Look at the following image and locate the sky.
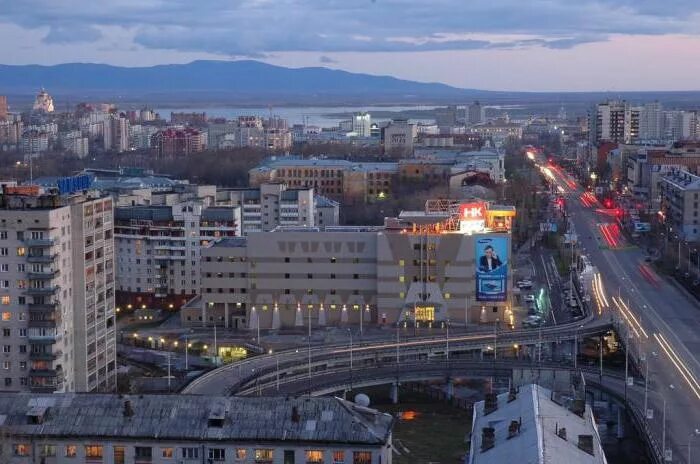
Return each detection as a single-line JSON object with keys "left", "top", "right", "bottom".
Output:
{"left": 1, "top": 0, "right": 700, "bottom": 91}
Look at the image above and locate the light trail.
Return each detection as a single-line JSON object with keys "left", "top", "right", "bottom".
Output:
{"left": 611, "top": 296, "right": 648, "bottom": 339}
{"left": 654, "top": 332, "right": 700, "bottom": 401}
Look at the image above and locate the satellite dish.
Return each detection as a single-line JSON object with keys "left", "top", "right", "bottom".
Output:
{"left": 354, "top": 393, "right": 370, "bottom": 407}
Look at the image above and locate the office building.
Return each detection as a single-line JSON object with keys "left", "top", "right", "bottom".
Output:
{"left": 468, "top": 384, "right": 606, "bottom": 464}
{"left": 0, "top": 183, "right": 116, "bottom": 393}
{"left": 0, "top": 393, "right": 394, "bottom": 464}
{"left": 382, "top": 119, "right": 415, "bottom": 156}
{"left": 0, "top": 95, "right": 7, "bottom": 121}
{"left": 250, "top": 158, "right": 398, "bottom": 205}
{"left": 185, "top": 199, "right": 515, "bottom": 330}
{"left": 353, "top": 112, "right": 372, "bottom": 137}
{"left": 468, "top": 101, "right": 485, "bottom": 125}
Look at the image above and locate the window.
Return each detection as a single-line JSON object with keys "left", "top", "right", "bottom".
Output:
{"left": 0, "top": 231, "right": 5, "bottom": 240}
{"left": 85, "top": 444, "right": 103, "bottom": 460}
{"left": 181, "top": 448, "right": 199, "bottom": 459}
{"left": 333, "top": 451, "right": 346, "bottom": 464}
{"left": 399, "top": 275, "right": 405, "bottom": 282}
{"left": 16, "top": 247, "right": 26, "bottom": 257}
{"left": 306, "top": 450, "right": 324, "bottom": 463}
{"left": 0, "top": 264, "right": 6, "bottom": 272}
{"left": 3, "top": 361, "right": 9, "bottom": 370}
{"left": 40, "top": 445, "right": 56, "bottom": 457}
{"left": 135, "top": 446, "right": 152, "bottom": 461}
{"left": 1, "top": 296, "right": 8, "bottom": 305}
{"left": 255, "top": 449, "right": 274, "bottom": 462}
{"left": 113, "top": 446, "right": 125, "bottom": 464}
{"left": 353, "top": 451, "right": 372, "bottom": 464}
{"left": 2, "top": 328, "right": 9, "bottom": 337}
{"left": 208, "top": 448, "right": 226, "bottom": 461}
{"left": 161, "top": 448, "right": 174, "bottom": 458}
{"left": 13, "top": 444, "right": 30, "bottom": 456}
{"left": 3, "top": 345, "right": 10, "bottom": 353}
{"left": 65, "top": 445, "right": 77, "bottom": 457}
{"left": 0, "top": 248, "right": 8, "bottom": 256}
{"left": 1, "top": 312, "right": 9, "bottom": 321}
{"left": 236, "top": 449, "right": 247, "bottom": 460}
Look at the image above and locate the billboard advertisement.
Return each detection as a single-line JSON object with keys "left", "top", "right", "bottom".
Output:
{"left": 459, "top": 201, "right": 486, "bottom": 234}
{"left": 475, "top": 236, "right": 508, "bottom": 302}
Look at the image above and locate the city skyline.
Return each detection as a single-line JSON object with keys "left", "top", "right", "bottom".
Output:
{"left": 1, "top": 1, "right": 700, "bottom": 92}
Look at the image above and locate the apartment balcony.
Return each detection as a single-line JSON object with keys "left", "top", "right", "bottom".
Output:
{"left": 28, "top": 333, "right": 62, "bottom": 344}
{"left": 29, "top": 369, "right": 64, "bottom": 392}
{"left": 28, "top": 316, "right": 60, "bottom": 328}
{"left": 27, "top": 269, "right": 60, "bottom": 280}
{"left": 29, "top": 350, "right": 62, "bottom": 361}
{"left": 28, "top": 302, "right": 58, "bottom": 311}
{"left": 24, "top": 238, "right": 56, "bottom": 247}
{"left": 27, "top": 254, "right": 59, "bottom": 264}
{"left": 25, "top": 286, "right": 60, "bottom": 296}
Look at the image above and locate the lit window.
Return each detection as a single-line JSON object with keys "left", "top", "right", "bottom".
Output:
{"left": 14, "top": 444, "right": 30, "bottom": 456}
{"left": 399, "top": 292, "right": 405, "bottom": 299}
{"left": 399, "top": 259, "right": 405, "bottom": 266}
{"left": 399, "top": 275, "right": 405, "bottom": 282}
{"left": 306, "top": 450, "right": 324, "bottom": 463}
{"left": 444, "top": 293, "right": 451, "bottom": 299}
{"left": 40, "top": 445, "right": 56, "bottom": 457}
{"left": 161, "top": 448, "right": 174, "bottom": 458}
{"left": 352, "top": 451, "right": 372, "bottom": 464}
{"left": 65, "top": 445, "right": 77, "bottom": 457}
{"left": 1, "top": 312, "right": 10, "bottom": 321}
{"left": 255, "top": 449, "right": 274, "bottom": 462}
{"left": 1, "top": 296, "right": 9, "bottom": 305}
{"left": 333, "top": 451, "right": 345, "bottom": 464}
{"left": 85, "top": 445, "right": 103, "bottom": 459}
{"left": 236, "top": 449, "right": 247, "bottom": 460}
{"left": 16, "top": 247, "right": 26, "bottom": 257}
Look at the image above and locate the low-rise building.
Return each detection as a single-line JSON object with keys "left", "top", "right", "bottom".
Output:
{"left": 0, "top": 393, "right": 394, "bottom": 464}
{"left": 468, "top": 384, "right": 607, "bottom": 464}
{"left": 185, "top": 199, "right": 516, "bottom": 330}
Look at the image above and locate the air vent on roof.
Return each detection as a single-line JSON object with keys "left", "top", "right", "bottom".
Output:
{"left": 481, "top": 427, "right": 495, "bottom": 452}
{"left": 578, "top": 435, "right": 594, "bottom": 455}
{"left": 26, "top": 406, "right": 49, "bottom": 424}
{"left": 484, "top": 393, "right": 498, "bottom": 415}
{"left": 207, "top": 402, "right": 226, "bottom": 428}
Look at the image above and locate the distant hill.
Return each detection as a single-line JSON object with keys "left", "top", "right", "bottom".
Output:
{"left": 0, "top": 60, "right": 489, "bottom": 103}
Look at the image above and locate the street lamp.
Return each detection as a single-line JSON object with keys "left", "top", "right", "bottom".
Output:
{"left": 347, "top": 328, "right": 353, "bottom": 393}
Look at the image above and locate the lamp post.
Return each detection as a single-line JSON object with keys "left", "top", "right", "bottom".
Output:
{"left": 184, "top": 336, "right": 189, "bottom": 371}
{"left": 347, "top": 328, "right": 353, "bottom": 392}
{"left": 446, "top": 319, "right": 450, "bottom": 362}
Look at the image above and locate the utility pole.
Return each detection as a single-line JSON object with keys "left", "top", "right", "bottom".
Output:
{"left": 446, "top": 319, "right": 450, "bottom": 361}
{"left": 167, "top": 351, "right": 171, "bottom": 392}
{"left": 185, "top": 336, "right": 189, "bottom": 371}
{"left": 348, "top": 329, "right": 353, "bottom": 392}
{"left": 624, "top": 332, "right": 629, "bottom": 405}
{"left": 644, "top": 357, "right": 649, "bottom": 420}
{"left": 662, "top": 397, "right": 667, "bottom": 460}
{"left": 213, "top": 325, "right": 217, "bottom": 364}
{"left": 599, "top": 335, "right": 603, "bottom": 382}
{"left": 308, "top": 306, "right": 312, "bottom": 382}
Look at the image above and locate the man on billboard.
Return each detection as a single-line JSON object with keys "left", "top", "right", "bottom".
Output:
{"left": 475, "top": 237, "right": 508, "bottom": 301}
{"left": 478, "top": 245, "right": 503, "bottom": 272}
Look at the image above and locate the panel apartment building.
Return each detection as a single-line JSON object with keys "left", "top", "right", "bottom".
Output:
{"left": 183, "top": 200, "right": 516, "bottom": 330}
{"left": 0, "top": 184, "right": 116, "bottom": 393}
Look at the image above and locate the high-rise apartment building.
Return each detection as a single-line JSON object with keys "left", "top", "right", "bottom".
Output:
{"left": 0, "top": 95, "right": 7, "bottom": 121}
{"left": 589, "top": 100, "right": 640, "bottom": 144}
{"left": 638, "top": 101, "right": 664, "bottom": 140}
{"left": 352, "top": 112, "right": 372, "bottom": 137}
{"left": 467, "top": 101, "right": 485, "bottom": 125}
{"left": 0, "top": 184, "right": 116, "bottom": 393}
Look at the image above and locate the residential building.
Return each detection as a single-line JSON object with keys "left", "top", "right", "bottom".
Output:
{"left": 638, "top": 101, "right": 664, "bottom": 141}
{"left": 216, "top": 182, "right": 339, "bottom": 234}
{"left": 469, "top": 120, "right": 523, "bottom": 145}
{"left": 435, "top": 105, "right": 458, "bottom": 132}
{"left": 589, "top": 100, "right": 640, "bottom": 144}
{"left": 151, "top": 128, "right": 206, "bottom": 157}
{"left": 184, "top": 199, "right": 515, "bottom": 330}
{"left": 60, "top": 130, "right": 90, "bottom": 158}
{"left": 0, "top": 183, "right": 116, "bottom": 393}
{"left": 0, "top": 393, "right": 394, "bottom": 464}
{"left": 105, "top": 114, "right": 130, "bottom": 153}
{"left": 170, "top": 111, "right": 207, "bottom": 125}
{"left": 114, "top": 201, "right": 240, "bottom": 310}
{"left": 665, "top": 110, "right": 698, "bottom": 141}
{"left": 382, "top": 119, "right": 415, "bottom": 156}
{"left": 129, "top": 124, "right": 160, "bottom": 150}
{"left": 21, "top": 130, "right": 49, "bottom": 155}
{"left": 659, "top": 168, "right": 700, "bottom": 241}
{"left": 0, "top": 118, "right": 23, "bottom": 150}
{"left": 468, "top": 101, "right": 485, "bottom": 125}
{"left": 468, "top": 384, "right": 607, "bottom": 464}
{"left": 0, "top": 95, "right": 7, "bottom": 121}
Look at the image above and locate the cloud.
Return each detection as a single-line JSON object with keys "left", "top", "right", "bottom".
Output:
{"left": 1, "top": 0, "right": 700, "bottom": 56}
{"left": 319, "top": 55, "right": 338, "bottom": 64}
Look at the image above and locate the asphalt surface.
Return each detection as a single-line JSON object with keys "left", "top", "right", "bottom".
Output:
{"left": 547, "top": 161, "right": 700, "bottom": 463}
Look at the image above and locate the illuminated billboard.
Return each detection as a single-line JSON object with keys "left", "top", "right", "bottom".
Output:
{"left": 475, "top": 236, "right": 508, "bottom": 302}
{"left": 459, "top": 201, "right": 486, "bottom": 234}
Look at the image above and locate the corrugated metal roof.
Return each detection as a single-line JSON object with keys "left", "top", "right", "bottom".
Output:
{"left": 0, "top": 394, "right": 392, "bottom": 445}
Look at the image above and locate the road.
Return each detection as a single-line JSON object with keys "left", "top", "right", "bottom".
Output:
{"left": 546, "top": 162, "right": 700, "bottom": 463}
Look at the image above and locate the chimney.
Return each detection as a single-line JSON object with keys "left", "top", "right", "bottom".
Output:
{"left": 123, "top": 400, "right": 134, "bottom": 418}
{"left": 291, "top": 406, "right": 300, "bottom": 423}
{"left": 507, "top": 386, "right": 517, "bottom": 403}
{"left": 507, "top": 420, "right": 521, "bottom": 439}
{"left": 577, "top": 435, "right": 594, "bottom": 455}
{"left": 484, "top": 393, "right": 498, "bottom": 415}
{"left": 481, "top": 427, "right": 495, "bottom": 452}
{"left": 558, "top": 427, "right": 567, "bottom": 441}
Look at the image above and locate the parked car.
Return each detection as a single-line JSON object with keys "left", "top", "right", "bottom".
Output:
{"left": 516, "top": 279, "right": 533, "bottom": 289}
{"left": 524, "top": 294, "right": 535, "bottom": 303}
{"left": 523, "top": 315, "right": 544, "bottom": 328}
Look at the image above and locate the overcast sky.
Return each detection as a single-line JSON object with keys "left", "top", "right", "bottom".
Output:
{"left": 2, "top": 0, "right": 700, "bottom": 91}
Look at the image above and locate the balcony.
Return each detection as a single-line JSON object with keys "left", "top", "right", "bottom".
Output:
{"left": 29, "top": 350, "right": 62, "bottom": 361}
{"left": 27, "top": 254, "right": 59, "bottom": 264}
{"left": 24, "top": 238, "right": 55, "bottom": 247}
{"left": 25, "top": 286, "right": 60, "bottom": 296}
{"left": 27, "top": 269, "right": 60, "bottom": 280}
{"left": 28, "top": 333, "right": 62, "bottom": 344}
{"left": 28, "top": 302, "right": 58, "bottom": 311}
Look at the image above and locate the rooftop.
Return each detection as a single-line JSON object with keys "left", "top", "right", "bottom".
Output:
{"left": 0, "top": 393, "right": 393, "bottom": 446}
{"left": 211, "top": 237, "right": 248, "bottom": 248}
{"left": 469, "top": 384, "right": 606, "bottom": 464}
